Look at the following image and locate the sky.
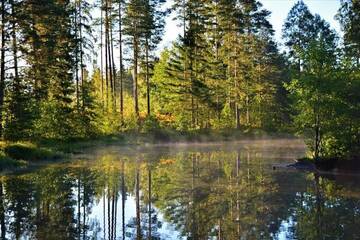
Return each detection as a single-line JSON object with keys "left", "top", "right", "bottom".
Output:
{"left": 159, "top": 0, "right": 342, "bottom": 50}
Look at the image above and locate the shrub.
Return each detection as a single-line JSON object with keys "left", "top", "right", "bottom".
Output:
{"left": 4, "top": 143, "right": 61, "bottom": 161}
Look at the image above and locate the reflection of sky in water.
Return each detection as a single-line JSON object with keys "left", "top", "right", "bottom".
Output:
{"left": 88, "top": 195, "right": 182, "bottom": 239}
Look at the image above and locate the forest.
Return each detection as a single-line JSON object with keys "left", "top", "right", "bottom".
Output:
{"left": 0, "top": 0, "right": 359, "bottom": 161}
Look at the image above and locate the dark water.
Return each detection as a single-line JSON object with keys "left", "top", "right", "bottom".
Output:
{"left": 0, "top": 139, "right": 360, "bottom": 240}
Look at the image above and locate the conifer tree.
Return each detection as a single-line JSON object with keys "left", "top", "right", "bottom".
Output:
{"left": 282, "top": 0, "right": 316, "bottom": 71}
{"left": 0, "top": 0, "right": 7, "bottom": 137}
{"left": 123, "top": 0, "right": 145, "bottom": 118}
{"left": 142, "top": 0, "right": 166, "bottom": 116}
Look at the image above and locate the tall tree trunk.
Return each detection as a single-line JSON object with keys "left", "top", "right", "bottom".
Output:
{"left": 105, "top": 0, "right": 109, "bottom": 108}
{"left": 118, "top": 0, "right": 123, "bottom": 121}
{"left": 11, "top": 2, "right": 18, "bottom": 81}
{"left": 79, "top": 0, "right": 85, "bottom": 109}
{"left": 110, "top": 11, "right": 116, "bottom": 109}
{"left": 145, "top": 37, "right": 150, "bottom": 116}
{"left": 100, "top": 0, "right": 104, "bottom": 106}
{"left": 234, "top": 44, "right": 240, "bottom": 129}
{"left": 106, "top": 0, "right": 114, "bottom": 108}
{"left": 0, "top": 0, "right": 6, "bottom": 138}
{"left": 133, "top": 35, "right": 139, "bottom": 117}
{"left": 75, "top": 0, "right": 80, "bottom": 109}
{"left": 314, "top": 108, "right": 321, "bottom": 161}
{"left": 11, "top": 0, "right": 20, "bottom": 123}
{"left": 106, "top": 3, "right": 113, "bottom": 108}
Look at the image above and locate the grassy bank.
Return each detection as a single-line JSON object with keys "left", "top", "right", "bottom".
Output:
{"left": 0, "top": 142, "right": 63, "bottom": 172}
{"left": 0, "top": 128, "right": 297, "bottom": 172}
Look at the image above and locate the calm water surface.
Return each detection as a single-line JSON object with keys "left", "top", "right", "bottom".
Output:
{"left": 1, "top": 139, "right": 360, "bottom": 240}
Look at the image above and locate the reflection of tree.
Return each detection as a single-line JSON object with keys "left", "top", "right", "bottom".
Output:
{"left": 0, "top": 178, "right": 5, "bottom": 239}
{"left": 151, "top": 150, "right": 287, "bottom": 239}
{"left": 126, "top": 159, "right": 163, "bottom": 240}
{"left": 4, "top": 176, "right": 35, "bottom": 239}
{"left": 0, "top": 146, "right": 360, "bottom": 239}
{"left": 72, "top": 166, "right": 98, "bottom": 239}
{"left": 32, "top": 167, "right": 77, "bottom": 239}
{"left": 0, "top": 164, "right": 101, "bottom": 239}
{"left": 291, "top": 174, "right": 360, "bottom": 240}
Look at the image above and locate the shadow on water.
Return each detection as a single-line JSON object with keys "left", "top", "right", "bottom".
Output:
{"left": 0, "top": 139, "right": 359, "bottom": 239}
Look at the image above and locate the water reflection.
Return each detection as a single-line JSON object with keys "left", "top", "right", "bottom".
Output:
{"left": 0, "top": 140, "right": 359, "bottom": 239}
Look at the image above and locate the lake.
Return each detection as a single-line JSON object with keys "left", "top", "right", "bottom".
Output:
{"left": 0, "top": 139, "right": 359, "bottom": 239}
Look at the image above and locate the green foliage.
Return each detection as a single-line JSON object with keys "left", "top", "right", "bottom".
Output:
{"left": 285, "top": 1, "right": 359, "bottom": 159}
{"left": 33, "top": 101, "right": 75, "bottom": 140}
{"left": 0, "top": 151, "right": 23, "bottom": 170}
{"left": 4, "top": 142, "right": 61, "bottom": 161}
{"left": 141, "top": 115, "right": 161, "bottom": 133}
{"left": 0, "top": 0, "right": 357, "bottom": 163}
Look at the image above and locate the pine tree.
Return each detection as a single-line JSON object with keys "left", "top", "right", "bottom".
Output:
{"left": 123, "top": 0, "right": 145, "bottom": 118}
{"left": 167, "top": 0, "right": 214, "bottom": 128}
{"left": 142, "top": 0, "right": 166, "bottom": 116}
{"left": 282, "top": 0, "right": 317, "bottom": 71}
{"left": 118, "top": 0, "right": 125, "bottom": 120}
{"left": 0, "top": 0, "right": 7, "bottom": 137}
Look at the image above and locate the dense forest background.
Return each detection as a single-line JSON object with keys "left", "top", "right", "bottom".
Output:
{"left": 0, "top": 0, "right": 359, "bottom": 159}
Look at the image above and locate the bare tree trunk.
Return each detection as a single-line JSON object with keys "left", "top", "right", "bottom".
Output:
{"left": 79, "top": 0, "right": 85, "bottom": 109}
{"left": 74, "top": 0, "right": 80, "bottom": 110}
{"left": 100, "top": 0, "right": 104, "bottom": 106}
{"left": 11, "top": 0, "right": 20, "bottom": 123}
{"left": 246, "top": 93, "right": 249, "bottom": 125}
{"left": 118, "top": 0, "right": 124, "bottom": 121}
{"left": 314, "top": 109, "right": 321, "bottom": 161}
{"left": 145, "top": 38, "right": 150, "bottom": 116}
{"left": 106, "top": 6, "right": 113, "bottom": 107}
{"left": 133, "top": 36, "right": 139, "bottom": 117}
{"left": 234, "top": 45, "right": 240, "bottom": 129}
{"left": 0, "top": 0, "right": 6, "bottom": 137}
{"left": 105, "top": 0, "right": 109, "bottom": 108}
{"left": 110, "top": 24, "right": 116, "bottom": 108}
{"left": 11, "top": 2, "right": 18, "bottom": 81}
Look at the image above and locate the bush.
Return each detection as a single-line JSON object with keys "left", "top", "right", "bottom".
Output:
{"left": 141, "top": 115, "right": 161, "bottom": 133}
{"left": 4, "top": 143, "right": 61, "bottom": 161}
{"left": 0, "top": 151, "right": 24, "bottom": 170}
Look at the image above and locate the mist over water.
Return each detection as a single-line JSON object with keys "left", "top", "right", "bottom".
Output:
{"left": 0, "top": 139, "right": 359, "bottom": 239}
